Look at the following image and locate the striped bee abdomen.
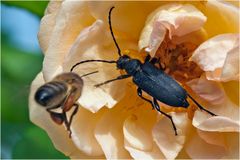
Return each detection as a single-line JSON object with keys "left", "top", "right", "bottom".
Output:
{"left": 35, "top": 81, "right": 68, "bottom": 107}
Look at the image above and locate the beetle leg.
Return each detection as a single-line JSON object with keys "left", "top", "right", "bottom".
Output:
{"left": 153, "top": 98, "right": 178, "bottom": 136}
{"left": 137, "top": 87, "right": 154, "bottom": 110}
{"left": 95, "top": 74, "right": 131, "bottom": 87}
{"left": 149, "top": 57, "right": 166, "bottom": 70}
{"left": 67, "top": 103, "right": 79, "bottom": 138}
{"left": 145, "top": 55, "right": 159, "bottom": 64}
{"left": 144, "top": 54, "right": 151, "bottom": 63}
{"left": 188, "top": 94, "right": 217, "bottom": 116}
{"left": 150, "top": 57, "right": 166, "bottom": 70}
{"left": 136, "top": 89, "right": 178, "bottom": 135}
{"left": 150, "top": 57, "right": 158, "bottom": 64}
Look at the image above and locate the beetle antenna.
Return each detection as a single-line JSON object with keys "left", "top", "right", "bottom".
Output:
{"left": 109, "top": 6, "right": 121, "bottom": 57}
{"left": 70, "top": 59, "right": 116, "bottom": 72}
{"left": 80, "top": 71, "right": 98, "bottom": 78}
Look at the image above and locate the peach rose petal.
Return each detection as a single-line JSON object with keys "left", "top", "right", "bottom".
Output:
{"left": 94, "top": 87, "right": 139, "bottom": 159}
{"left": 42, "top": 1, "right": 95, "bottom": 81}
{"left": 154, "top": 4, "right": 207, "bottom": 38}
{"left": 176, "top": 147, "right": 191, "bottom": 159}
{"left": 222, "top": 81, "right": 239, "bottom": 106}
{"left": 152, "top": 112, "right": 191, "bottom": 159}
{"left": 147, "top": 23, "right": 167, "bottom": 55}
{"left": 123, "top": 106, "right": 157, "bottom": 151}
{"left": 88, "top": 1, "right": 167, "bottom": 41}
{"left": 125, "top": 142, "right": 165, "bottom": 160}
{"left": 208, "top": 44, "right": 239, "bottom": 81}
{"left": 123, "top": 105, "right": 166, "bottom": 159}
{"left": 44, "top": 1, "right": 62, "bottom": 15}
{"left": 187, "top": 75, "right": 226, "bottom": 105}
{"left": 197, "top": 130, "right": 226, "bottom": 147}
{"left": 29, "top": 72, "right": 93, "bottom": 158}
{"left": 186, "top": 130, "right": 227, "bottom": 159}
{"left": 187, "top": 75, "right": 240, "bottom": 132}
{"left": 204, "top": 0, "right": 239, "bottom": 35}
{"left": 62, "top": 20, "right": 130, "bottom": 113}
{"left": 193, "top": 111, "right": 240, "bottom": 132}
{"left": 190, "top": 33, "right": 239, "bottom": 82}
{"left": 70, "top": 107, "right": 106, "bottom": 156}
{"left": 222, "top": 132, "right": 240, "bottom": 159}
{"left": 94, "top": 107, "right": 131, "bottom": 159}
{"left": 139, "top": 3, "right": 206, "bottom": 56}
{"left": 38, "top": 1, "right": 62, "bottom": 53}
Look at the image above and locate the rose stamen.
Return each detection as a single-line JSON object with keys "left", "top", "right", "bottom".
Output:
{"left": 155, "top": 34, "right": 203, "bottom": 83}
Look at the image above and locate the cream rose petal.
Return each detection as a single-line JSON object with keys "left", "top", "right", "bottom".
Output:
{"left": 88, "top": 1, "right": 167, "bottom": 41}
{"left": 62, "top": 20, "right": 131, "bottom": 113}
{"left": 187, "top": 75, "right": 226, "bottom": 105}
{"left": 193, "top": 111, "right": 240, "bottom": 132}
{"left": 139, "top": 3, "right": 206, "bottom": 56}
{"left": 152, "top": 112, "right": 191, "bottom": 159}
{"left": 190, "top": 33, "right": 239, "bottom": 82}
{"left": 222, "top": 132, "right": 240, "bottom": 159}
{"left": 70, "top": 107, "right": 106, "bottom": 156}
{"left": 42, "top": 1, "right": 95, "bottom": 81}
{"left": 29, "top": 73, "right": 94, "bottom": 158}
{"left": 123, "top": 105, "right": 157, "bottom": 151}
{"left": 204, "top": 0, "right": 239, "bottom": 36}
{"left": 222, "top": 81, "right": 239, "bottom": 106}
{"left": 220, "top": 46, "right": 239, "bottom": 81}
{"left": 123, "top": 104, "right": 166, "bottom": 159}
{"left": 38, "top": 1, "right": 62, "bottom": 53}
{"left": 94, "top": 107, "right": 131, "bottom": 159}
{"left": 197, "top": 130, "right": 226, "bottom": 147}
{"left": 187, "top": 75, "right": 240, "bottom": 132}
{"left": 207, "top": 44, "right": 239, "bottom": 81}
{"left": 125, "top": 142, "right": 165, "bottom": 160}
{"left": 93, "top": 86, "right": 138, "bottom": 159}
{"left": 186, "top": 130, "right": 227, "bottom": 159}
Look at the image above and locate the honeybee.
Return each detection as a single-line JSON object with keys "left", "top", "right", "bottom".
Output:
{"left": 34, "top": 71, "right": 97, "bottom": 137}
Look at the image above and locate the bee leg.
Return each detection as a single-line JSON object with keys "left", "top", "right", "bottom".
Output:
{"left": 67, "top": 103, "right": 79, "bottom": 137}
{"left": 137, "top": 87, "right": 154, "bottom": 110}
{"left": 47, "top": 108, "right": 73, "bottom": 138}
{"left": 136, "top": 92, "right": 178, "bottom": 135}
{"left": 61, "top": 112, "right": 72, "bottom": 138}
{"left": 46, "top": 108, "right": 64, "bottom": 125}
{"left": 153, "top": 98, "right": 178, "bottom": 136}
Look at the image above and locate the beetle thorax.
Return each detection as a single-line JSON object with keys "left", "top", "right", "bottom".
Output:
{"left": 117, "top": 55, "right": 141, "bottom": 75}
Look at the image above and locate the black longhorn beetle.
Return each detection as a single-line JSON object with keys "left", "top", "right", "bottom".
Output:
{"left": 71, "top": 7, "right": 217, "bottom": 135}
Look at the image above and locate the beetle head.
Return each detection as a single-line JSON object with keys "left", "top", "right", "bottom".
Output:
{"left": 117, "top": 55, "right": 130, "bottom": 69}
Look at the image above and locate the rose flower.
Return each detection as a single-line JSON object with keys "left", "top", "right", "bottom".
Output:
{"left": 29, "top": 1, "right": 239, "bottom": 159}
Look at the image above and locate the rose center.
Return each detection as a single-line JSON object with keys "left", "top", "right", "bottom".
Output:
{"left": 155, "top": 35, "right": 203, "bottom": 84}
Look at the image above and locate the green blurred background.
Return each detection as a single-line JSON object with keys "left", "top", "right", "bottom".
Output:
{"left": 1, "top": 1, "right": 68, "bottom": 159}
